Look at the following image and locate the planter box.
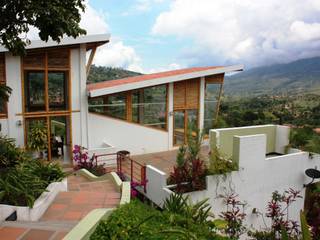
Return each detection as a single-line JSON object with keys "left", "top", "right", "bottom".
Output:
{"left": 0, "top": 178, "right": 67, "bottom": 222}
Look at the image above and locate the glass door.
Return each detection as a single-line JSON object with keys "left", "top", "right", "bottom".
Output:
{"left": 49, "top": 116, "right": 72, "bottom": 164}
{"left": 173, "top": 109, "right": 199, "bottom": 145}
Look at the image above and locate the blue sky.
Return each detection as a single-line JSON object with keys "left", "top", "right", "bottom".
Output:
{"left": 83, "top": 0, "right": 320, "bottom": 73}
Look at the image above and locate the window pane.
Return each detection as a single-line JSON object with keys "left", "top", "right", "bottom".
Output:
{"left": 25, "top": 72, "right": 45, "bottom": 112}
{"left": 174, "top": 111, "right": 185, "bottom": 145}
{"left": 204, "top": 83, "right": 220, "bottom": 134}
{"left": 89, "top": 93, "right": 127, "bottom": 120}
{"left": 48, "top": 72, "right": 68, "bottom": 111}
{"left": 132, "top": 85, "right": 167, "bottom": 129}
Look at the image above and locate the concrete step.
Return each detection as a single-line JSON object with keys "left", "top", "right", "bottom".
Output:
{"left": 0, "top": 220, "right": 78, "bottom": 231}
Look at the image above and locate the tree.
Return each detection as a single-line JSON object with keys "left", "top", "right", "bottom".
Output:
{"left": 0, "top": 85, "right": 12, "bottom": 106}
{"left": 0, "top": 0, "right": 86, "bottom": 55}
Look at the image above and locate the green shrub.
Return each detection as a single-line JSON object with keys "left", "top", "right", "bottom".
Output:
{"left": 0, "top": 135, "right": 26, "bottom": 170}
{"left": 208, "top": 147, "right": 237, "bottom": 175}
{"left": 90, "top": 200, "right": 229, "bottom": 240}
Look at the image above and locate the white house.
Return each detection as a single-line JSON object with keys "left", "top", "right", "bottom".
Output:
{"left": 0, "top": 34, "right": 243, "bottom": 165}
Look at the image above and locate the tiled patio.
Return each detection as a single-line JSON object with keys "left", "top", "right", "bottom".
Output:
{"left": 131, "top": 145, "right": 210, "bottom": 175}
{"left": 0, "top": 174, "right": 121, "bottom": 240}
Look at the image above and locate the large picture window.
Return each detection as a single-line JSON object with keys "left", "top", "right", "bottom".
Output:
{"left": 89, "top": 84, "right": 167, "bottom": 130}
{"left": 25, "top": 71, "right": 46, "bottom": 112}
{"left": 89, "top": 93, "right": 127, "bottom": 120}
{"left": 204, "top": 83, "right": 221, "bottom": 135}
{"left": 132, "top": 85, "right": 167, "bottom": 130}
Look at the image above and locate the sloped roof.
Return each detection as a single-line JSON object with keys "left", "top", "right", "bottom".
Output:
{"left": 88, "top": 64, "right": 244, "bottom": 97}
{"left": 0, "top": 34, "right": 110, "bottom": 53}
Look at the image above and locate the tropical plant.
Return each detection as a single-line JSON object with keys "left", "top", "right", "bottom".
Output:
{"left": 0, "top": 84, "right": 12, "bottom": 106}
{"left": 168, "top": 127, "right": 207, "bottom": 193}
{"left": 208, "top": 146, "right": 237, "bottom": 175}
{"left": 219, "top": 193, "right": 246, "bottom": 239}
{"left": 305, "top": 135, "right": 320, "bottom": 154}
{"left": 0, "top": 0, "right": 86, "bottom": 55}
{"left": 73, "top": 145, "right": 106, "bottom": 176}
{"left": 27, "top": 121, "right": 48, "bottom": 155}
{"left": 0, "top": 135, "right": 26, "bottom": 170}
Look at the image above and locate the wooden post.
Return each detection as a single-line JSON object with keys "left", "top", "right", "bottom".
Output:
{"left": 86, "top": 47, "right": 97, "bottom": 76}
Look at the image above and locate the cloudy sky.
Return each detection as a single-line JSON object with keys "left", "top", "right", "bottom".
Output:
{"left": 77, "top": 0, "right": 320, "bottom": 73}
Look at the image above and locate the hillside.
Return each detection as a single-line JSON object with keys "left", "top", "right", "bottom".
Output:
{"left": 224, "top": 57, "right": 320, "bottom": 96}
{"left": 87, "top": 65, "right": 141, "bottom": 84}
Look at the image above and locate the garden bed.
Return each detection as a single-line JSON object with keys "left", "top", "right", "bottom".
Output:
{"left": 0, "top": 178, "right": 67, "bottom": 221}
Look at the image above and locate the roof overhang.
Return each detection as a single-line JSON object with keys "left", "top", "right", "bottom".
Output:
{"left": 88, "top": 64, "right": 244, "bottom": 98}
{"left": 0, "top": 34, "right": 110, "bottom": 53}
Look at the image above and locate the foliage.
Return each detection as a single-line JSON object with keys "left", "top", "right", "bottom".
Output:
{"left": 0, "top": 84, "right": 12, "bottom": 106}
{"left": 168, "top": 128, "right": 207, "bottom": 193}
{"left": 72, "top": 145, "right": 106, "bottom": 176}
{"left": 219, "top": 193, "right": 246, "bottom": 239}
{"left": 88, "top": 65, "right": 141, "bottom": 84}
{"left": 27, "top": 121, "right": 48, "bottom": 153}
{"left": 0, "top": 135, "right": 26, "bottom": 170}
{"left": 305, "top": 184, "right": 320, "bottom": 239}
{"left": 91, "top": 199, "right": 228, "bottom": 240}
{"left": 300, "top": 211, "right": 312, "bottom": 240}
{"left": 0, "top": 0, "right": 86, "bottom": 55}
{"left": 163, "top": 194, "right": 212, "bottom": 225}
{"left": 0, "top": 158, "right": 65, "bottom": 207}
{"left": 208, "top": 146, "right": 237, "bottom": 175}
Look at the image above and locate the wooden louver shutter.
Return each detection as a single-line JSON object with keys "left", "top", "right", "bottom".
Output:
{"left": 205, "top": 73, "right": 224, "bottom": 84}
{"left": 173, "top": 81, "right": 186, "bottom": 109}
{"left": 186, "top": 78, "right": 199, "bottom": 109}
{"left": 48, "top": 49, "right": 69, "bottom": 69}
{"left": 23, "top": 52, "right": 45, "bottom": 68}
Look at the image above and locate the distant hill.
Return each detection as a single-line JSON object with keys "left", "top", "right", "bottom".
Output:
{"left": 224, "top": 57, "right": 320, "bottom": 96}
{"left": 87, "top": 65, "right": 141, "bottom": 84}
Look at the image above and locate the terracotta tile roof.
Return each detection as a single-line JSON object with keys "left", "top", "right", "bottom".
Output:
{"left": 87, "top": 66, "right": 222, "bottom": 91}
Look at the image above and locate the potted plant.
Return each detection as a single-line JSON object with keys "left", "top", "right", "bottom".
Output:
{"left": 27, "top": 121, "right": 48, "bottom": 159}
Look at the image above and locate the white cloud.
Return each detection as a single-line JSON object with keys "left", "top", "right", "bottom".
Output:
{"left": 146, "top": 62, "right": 183, "bottom": 73}
{"left": 152, "top": 0, "right": 320, "bottom": 67}
{"left": 93, "top": 40, "right": 143, "bottom": 73}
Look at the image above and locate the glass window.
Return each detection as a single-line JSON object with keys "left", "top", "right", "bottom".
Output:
{"left": 48, "top": 72, "right": 68, "bottom": 111}
{"left": 89, "top": 93, "right": 127, "bottom": 120}
{"left": 25, "top": 72, "right": 45, "bottom": 112}
{"left": 204, "top": 83, "right": 220, "bottom": 135}
{"left": 132, "top": 85, "right": 167, "bottom": 129}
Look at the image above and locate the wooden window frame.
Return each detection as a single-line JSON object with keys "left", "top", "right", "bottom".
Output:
{"left": 22, "top": 48, "right": 72, "bottom": 162}
{"left": 89, "top": 84, "right": 169, "bottom": 132}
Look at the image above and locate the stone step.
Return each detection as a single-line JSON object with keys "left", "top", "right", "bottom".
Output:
{"left": 1, "top": 220, "right": 78, "bottom": 231}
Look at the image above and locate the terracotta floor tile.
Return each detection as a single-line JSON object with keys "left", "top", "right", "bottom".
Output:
{"left": 63, "top": 211, "right": 83, "bottom": 221}
{"left": 0, "top": 227, "right": 27, "bottom": 240}
{"left": 21, "top": 229, "right": 55, "bottom": 240}
{"left": 51, "top": 231, "right": 68, "bottom": 240}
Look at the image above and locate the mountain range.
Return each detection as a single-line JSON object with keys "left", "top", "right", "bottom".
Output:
{"left": 88, "top": 57, "right": 320, "bottom": 96}
{"left": 224, "top": 57, "right": 320, "bottom": 96}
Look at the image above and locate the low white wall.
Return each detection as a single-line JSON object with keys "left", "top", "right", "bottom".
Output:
{"left": 275, "top": 125, "right": 290, "bottom": 154}
{"left": 88, "top": 113, "right": 169, "bottom": 155}
{"left": 145, "top": 165, "right": 169, "bottom": 207}
{"left": 0, "top": 178, "right": 67, "bottom": 222}
{"left": 186, "top": 134, "right": 320, "bottom": 231}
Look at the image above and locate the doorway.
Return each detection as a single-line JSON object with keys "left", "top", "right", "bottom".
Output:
{"left": 25, "top": 115, "right": 72, "bottom": 164}
{"left": 173, "top": 109, "right": 198, "bottom": 145}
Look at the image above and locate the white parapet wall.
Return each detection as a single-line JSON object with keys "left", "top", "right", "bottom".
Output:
{"left": 186, "top": 134, "right": 320, "bottom": 230}
{"left": 88, "top": 113, "right": 169, "bottom": 155}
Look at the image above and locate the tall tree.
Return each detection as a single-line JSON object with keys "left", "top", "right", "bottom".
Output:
{"left": 0, "top": 0, "right": 87, "bottom": 55}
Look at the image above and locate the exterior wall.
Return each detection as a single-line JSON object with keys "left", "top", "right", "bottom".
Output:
{"left": 2, "top": 53, "right": 24, "bottom": 146}
{"left": 70, "top": 47, "right": 84, "bottom": 148}
{"left": 210, "top": 124, "right": 277, "bottom": 158}
{"left": 186, "top": 134, "right": 319, "bottom": 233}
{"left": 88, "top": 113, "right": 169, "bottom": 155}
{"left": 275, "top": 125, "right": 290, "bottom": 154}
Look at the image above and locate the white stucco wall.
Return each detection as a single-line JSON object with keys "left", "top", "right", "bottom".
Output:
{"left": 4, "top": 53, "right": 24, "bottom": 146}
{"left": 186, "top": 134, "right": 320, "bottom": 232}
{"left": 88, "top": 113, "right": 169, "bottom": 155}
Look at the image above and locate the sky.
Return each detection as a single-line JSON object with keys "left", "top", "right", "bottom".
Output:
{"left": 70, "top": 0, "right": 320, "bottom": 73}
